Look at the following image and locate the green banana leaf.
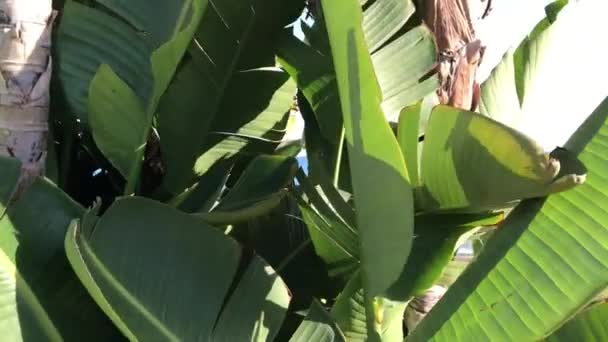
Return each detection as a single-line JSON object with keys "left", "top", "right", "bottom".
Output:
{"left": 362, "top": 0, "right": 438, "bottom": 121}
{"left": 321, "top": 0, "right": 413, "bottom": 295}
{"left": 371, "top": 25, "right": 437, "bottom": 121}
{"left": 406, "top": 3, "right": 608, "bottom": 338}
{"left": 329, "top": 271, "right": 370, "bottom": 341}
{"left": 65, "top": 196, "right": 290, "bottom": 341}
{"left": 168, "top": 159, "right": 233, "bottom": 213}
{"left": 304, "top": 152, "right": 356, "bottom": 229}
{"left": 320, "top": 0, "right": 415, "bottom": 338}
{"left": 386, "top": 213, "right": 504, "bottom": 301}
{"left": 297, "top": 87, "right": 354, "bottom": 194}
{"left": 316, "top": 209, "right": 501, "bottom": 341}
{"left": 223, "top": 190, "right": 331, "bottom": 314}
{"left": 408, "top": 97, "right": 608, "bottom": 341}
{"left": 296, "top": 174, "right": 359, "bottom": 279}
{"left": 479, "top": 0, "right": 608, "bottom": 151}
{"left": 297, "top": 152, "right": 508, "bottom": 340}
{"left": 0, "top": 157, "right": 120, "bottom": 341}
{"left": 56, "top": 0, "right": 205, "bottom": 193}
{"left": 417, "top": 105, "right": 586, "bottom": 212}
{"left": 277, "top": 0, "right": 436, "bottom": 180}
{"left": 436, "top": 259, "right": 471, "bottom": 288}
{"left": 362, "top": 0, "right": 415, "bottom": 53}
{"left": 197, "top": 155, "right": 298, "bottom": 224}
{"left": 293, "top": 75, "right": 508, "bottom": 342}
{"left": 278, "top": 27, "right": 344, "bottom": 174}
{"left": 290, "top": 300, "right": 346, "bottom": 342}
{"left": 156, "top": 0, "right": 301, "bottom": 197}
{"left": 397, "top": 103, "right": 422, "bottom": 187}
{"left": 330, "top": 271, "right": 410, "bottom": 342}
{"left": 546, "top": 302, "right": 608, "bottom": 341}
{"left": 158, "top": 64, "right": 296, "bottom": 197}
{"left": 296, "top": 160, "right": 503, "bottom": 298}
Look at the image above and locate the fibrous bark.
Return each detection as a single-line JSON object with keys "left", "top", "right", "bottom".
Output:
{"left": 0, "top": 0, "right": 54, "bottom": 194}
{"left": 420, "top": 0, "right": 490, "bottom": 110}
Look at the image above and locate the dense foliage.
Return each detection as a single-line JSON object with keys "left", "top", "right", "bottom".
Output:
{"left": 0, "top": 0, "right": 606, "bottom": 340}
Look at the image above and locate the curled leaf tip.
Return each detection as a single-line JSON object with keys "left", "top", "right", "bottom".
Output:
{"left": 547, "top": 157, "right": 561, "bottom": 178}
{"left": 539, "top": 157, "right": 561, "bottom": 182}
{"left": 549, "top": 173, "right": 587, "bottom": 193}
{"left": 572, "top": 174, "right": 587, "bottom": 185}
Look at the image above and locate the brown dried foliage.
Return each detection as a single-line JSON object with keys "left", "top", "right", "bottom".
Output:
{"left": 421, "top": 0, "right": 489, "bottom": 111}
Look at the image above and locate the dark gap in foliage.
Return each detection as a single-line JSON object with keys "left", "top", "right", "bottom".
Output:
{"left": 56, "top": 130, "right": 124, "bottom": 212}
{"left": 49, "top": 21, "right": 124, "bottom": 212}
{"left": 275, "top": 306, "right": 306, "bottom": 341}
{"left": 224, "top": 156, "right": 252, "bottom": 192}
{"left": 361, "top": 0, "right": 375, "bottom": 11}
{"left": 52, "top": 0, "right": 65, "bottom": 10}
{"left": 139, "top": 130, "right": 165, "bottom": 197}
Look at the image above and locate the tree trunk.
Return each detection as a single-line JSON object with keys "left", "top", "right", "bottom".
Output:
{"left": 420, "top": 0, "right": 490, "bottom": 111}
{"left": 0, "top": 0, "right": 54, "bottom": 195}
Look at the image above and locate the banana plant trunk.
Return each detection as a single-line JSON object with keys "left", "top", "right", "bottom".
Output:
{"left": 420, "top": 0, "right": 489, "bottom": 110}
{"left": 0, "top": 0, "right": 54, "bottom": 195}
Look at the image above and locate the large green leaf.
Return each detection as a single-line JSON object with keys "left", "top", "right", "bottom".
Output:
{"left": 436, "top": 259, "right": 470, "bottom": 288}
{"left": 56, "top": 1, "right": 154, "bottom": 123}
{"left": 0, "top": 158, "right": 58, "bottom": 341}
{"left": 329, "top": 271, "right": 368, "bottom": 341}
{"left": 169, "top": 159, "right": 233, "bottom": 213}
{"left": 297, "top": 198, "right": 358, "bottom": 279}
{"left": 386, "top": 212, "right": 503, "bottom": 301}
{"left": 330, "top": 271, "right": 409, "bottom": 342}
{"left": 321, "top": 0, "right": 414, "bottom": 338}
{"left": 190, "top": 70, "right": 295, "bottom": 181}
{"left": 295, "top": 166, "right": 358, "bottom": 279}
{"left": 0, "top": 157, "right": 120, "bottom": 341}
{"left": 57, "top": 0, "right": 204, "bottom": 192}
{"left": 65, "top": 196, "right": 290, "bottom": 340}
{"left": 290, "top": 300, "right": 346, "bottom": 342}
{"left": 371, "top": 25, "right": 437, "bottom": 121}
{"left": 362, "top": 0, "right": 415, "bottom": 53}
{"left": 277, "top": 0, "right": 437, "bottom": 176}
{"left": 297, "top": 162, "right": 503, "bottom": 300}
{"left": 479, "top": 0, "right": 608, "bottom": 151}
{"left": 211, "top": 257, "right": 291, "bottom": 341}
{"left": 277, "top": 27, "right": 344, "bottom": 172}
{"left": 304, "top": 152, "right": 357, "bottom": 229}
{"left": 397, "top": 103, "right": 422, "bottom": 187}
{"left": 297, "top": 153, "right": 506, "bottom": 340}
{"left": 157, "top": 0, "right": 301, "bottom": 196}
{"left": 297, "top": 88, "right": 354, "bottom": 195}
{"left": 158, "top": 64, "right": 295, "bottom": 196}
{"left": 281, "top": 5, "right": 437, "bottom": 125}
{"left": 396, "top": 97, "right": 438, "bottom": 188}
{"left": 409, "top": 97, "right": 608, "bottom": 341}
{"left": 316, "top": 209, "right": 501, "bottom": 341}
{"left": 87, "top": 64, "right": 147, "bottom": 182}
{"left": 362, "top": 0, "right": 438, "bottom": 121}
{"left": 197, "top": 155, "right": 298, "bottom": 224}
{"left": 417, "top": 105, "right": 585, "bottom": 212}
{"left": 547, "top": 302, "right": 608, "bottom": 341}
{"left": 225, "top": 191, "right": 331, "bottom": 313}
